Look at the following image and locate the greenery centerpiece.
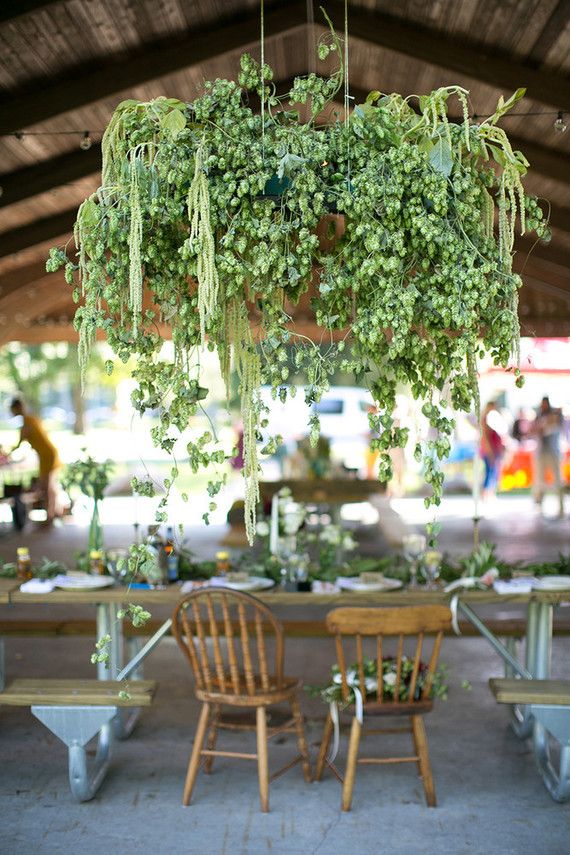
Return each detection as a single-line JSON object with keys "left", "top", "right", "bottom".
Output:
{"left": 47, "top": 17, "right": 549, "bottom": 544}
{"left": 62, "top": 453, "right": 114, "bottom": 553}
{"left": 307, "top": 655, "right": 449, "bottom": 706}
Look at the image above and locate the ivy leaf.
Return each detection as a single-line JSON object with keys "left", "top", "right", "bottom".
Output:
{"left": 429, "top": 138, "right": 453, "bottom": 177}
{"left": 161, "top": 109, "right": 186, "bottom": 139}
{"left": 365, "top": 90, "right": 381, "bottom": 105}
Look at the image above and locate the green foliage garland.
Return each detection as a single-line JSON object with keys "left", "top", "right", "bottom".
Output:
{"left": 47, "top": 39, "right": 550, "bottom": 542}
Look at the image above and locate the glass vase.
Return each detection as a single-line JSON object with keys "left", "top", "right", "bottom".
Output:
{"left": 88, "top": 500, "right": 104, "bottom": 554}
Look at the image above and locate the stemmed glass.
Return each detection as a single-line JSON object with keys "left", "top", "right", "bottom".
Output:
{"left": 402, "top": 534, "right": 426, "bottom": 590}
{"left": 423, "top": 550, "right": 442, "bottom": 591}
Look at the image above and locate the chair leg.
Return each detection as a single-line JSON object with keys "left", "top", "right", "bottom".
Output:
{"left": 290, "top": 695, "right": 312, "bottom": 782}
{"left": 256, "top": 707, "right": 270, "bottom": 813}
{"left": 341, "top": 716, "right": 361, "bottom": 812}
{"left": 204, "top": 704, "right": 220, "bottom": 774}
{"left": 315, "top": 712, "right": 333, "bottom": 781}
{"left": 411, "top": 715, "right": 436, "bottom": 807}
{"left": 182, "top": 702, "right": 210, "bottom": 806}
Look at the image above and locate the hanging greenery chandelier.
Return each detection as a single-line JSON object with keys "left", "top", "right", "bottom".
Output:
{"left": 47, "top": 16, "right": 550, "bottom": 542}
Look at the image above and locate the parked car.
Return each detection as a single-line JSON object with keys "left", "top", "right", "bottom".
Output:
{"left": 259, "top": 385, "right": 374, "bottom": 471}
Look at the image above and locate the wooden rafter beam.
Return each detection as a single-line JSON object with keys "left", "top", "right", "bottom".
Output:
{"left": 0, "top": 146, "right": 101, "bottom": 208}
{"left": 323, "top": 2, "right": 570, "bottom": 108}
{"left": 0, "top": 0, "right": 58, "bottom": 24}
{"left": 2, "top": 2, "right": 568, "bottom": 136}
{"left": 0, "top": 99, "right": 567, "bottom": 213}
{"left": 0, "top": 259, "right": 50, "bottom": 297}
{"left": 0, "top": 207, "right": 77, "bottom": 257}
{"left": 515, "top": 235, "right": 570, "bottom": 270}
{"left": 0, "top": 2, "right": 306, "bottom": 135}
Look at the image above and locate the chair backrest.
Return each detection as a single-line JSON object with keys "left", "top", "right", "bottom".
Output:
{"left": 172, "top": 588, "right": 284, "bottom": 698}
{"left": 325, "top": 605, "right": 452, "bottom": 707}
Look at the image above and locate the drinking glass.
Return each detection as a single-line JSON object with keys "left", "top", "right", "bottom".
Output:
{"left": 423, "top": 550, "right": 442, "bottom": 591}
{"left": 402, "top": 534, "right": 426, "bottom": 589}
{"left": 106, "top": 548, "right": 129, "bottom": 585}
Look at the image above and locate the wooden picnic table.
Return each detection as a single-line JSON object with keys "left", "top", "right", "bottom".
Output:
{"left": 258, "top": 479, "right": 385, "bottom": 506}
{"left": 3, "top": 580, "right": 570, "bottom": 802}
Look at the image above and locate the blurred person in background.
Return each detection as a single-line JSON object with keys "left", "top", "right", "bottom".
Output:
{"left": 511, "top": 407, "right": 531, "bottom": 443}
{"left": 9, "top": 396, "right": 62, "bottom": 524}
{"left": 532, "top": 395, "right": 564, "bottom": 518}
{"left": 480, "top": 400, "right": 505, "bottom": 501}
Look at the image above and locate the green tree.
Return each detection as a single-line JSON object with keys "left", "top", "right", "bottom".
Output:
{"left": 0, "top": 342, "right": 109, "bottom": 434}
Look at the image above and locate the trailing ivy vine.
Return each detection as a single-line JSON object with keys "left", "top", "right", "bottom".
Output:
{"left": 47, "top": 33, "right": 549, "bottom": 542}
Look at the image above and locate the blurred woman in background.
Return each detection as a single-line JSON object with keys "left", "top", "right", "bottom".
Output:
{"left": 10, "top": 396, "right": 62, "bottom": 524}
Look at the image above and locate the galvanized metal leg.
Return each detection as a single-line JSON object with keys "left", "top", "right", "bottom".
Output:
{"left": 510, "top": 602, "right": 540, "bottom": 738}
{"left": 0, "top": 636, "right": 4, "bottom": 692}
{"left": 32, "top": 705, "right": 116, "bottom": 802}
{"left": 511, "top": 602, "right": 554, "bottom": 738}
{"left": 532, "top": 706, "right": 570, "bottom": 803}
{"left": 109, "top": 603, "right": 141, "bottom": 741}
{"left": 534, "top": 602, "right": 553, "bottom": 679}
{"left": 96, "top": 603, "right": 112, "bottom": 681}
{"left": 95, "top": 602, "right": 140, "bottom": 739}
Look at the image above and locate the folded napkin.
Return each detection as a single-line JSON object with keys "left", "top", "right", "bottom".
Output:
{"left": 311, "top": 580, "right": 340, "bottom": 593}
{"left": 180, "top": 579, "right": 221, "bottom": 594}
{"left": 493, "top": 578, "right": 537, "bottom": 595}
{"left": 19, "top": 578, "right": 57, "bottom": 593}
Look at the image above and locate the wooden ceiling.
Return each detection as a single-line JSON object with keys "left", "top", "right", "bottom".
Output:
{"left": 0, "top": 0, "right": 569, "bottom": 344}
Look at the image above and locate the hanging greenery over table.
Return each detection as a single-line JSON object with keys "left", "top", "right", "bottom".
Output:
{"left": 47, "top": 21, "right": 549, "bottom": 543}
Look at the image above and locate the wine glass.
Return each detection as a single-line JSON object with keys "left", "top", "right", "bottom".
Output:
{"left": 402, "top": 534, "right": 426, "bottom": 589}
{"left": 423, "top": 550, "right": 442, "bottom": 591}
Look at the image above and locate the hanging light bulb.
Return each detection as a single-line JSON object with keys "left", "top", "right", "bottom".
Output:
{"left": 554, "top": 111, "right": 567, "bottom": 133}
{"left": 80, "top": 131, "right": 92, "bottom": 150}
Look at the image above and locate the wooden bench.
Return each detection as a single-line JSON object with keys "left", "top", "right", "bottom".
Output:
{"left": 0, "top": 677, "right": 156, "bottom": 706}
{"left": 0, "top": 678, "right": 157, "bottom": 802}
{"left": 490, "top": 678, "right": 570, "bottom": 706}
{"left": 2, "top": 616, "right": 570, "bottom": 639}
{"left": 490, "top": 677, "right": 570, "bottom": 802}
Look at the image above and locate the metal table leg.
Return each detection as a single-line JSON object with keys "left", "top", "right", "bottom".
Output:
{"left": 96, "top": 602, "right": 112, "bottom": 681}
{"left": 32, "top": 705, "right": 116, "bottom": 802}
{"left": 510, "top": 602, "right": 540, "bottom": 738}
{"left": 512, "top": 602, "right": 553, "bottom": 737}
{"left": 0, "top": 636, "right": 5, "bottom": 692}
{"left": 532, "top": 706, "right": 570, "bottom": 803}
{"left": 95, "top": 602, "right": 140, "bottom": 739}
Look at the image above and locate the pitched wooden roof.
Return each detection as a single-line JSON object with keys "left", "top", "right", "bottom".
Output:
{"left": 0, "top": 0, "right": 568, "bottom": 342}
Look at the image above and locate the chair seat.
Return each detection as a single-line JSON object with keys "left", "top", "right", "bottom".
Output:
{"left": 196, "top": 676, "right": 301, "bottom": 707}
{"left": 340, "top": 698, "right": 433, "bottom": 716}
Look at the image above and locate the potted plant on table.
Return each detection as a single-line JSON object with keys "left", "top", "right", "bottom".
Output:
{"left": 61, "top": 453, "right": 114, "bottom": 553}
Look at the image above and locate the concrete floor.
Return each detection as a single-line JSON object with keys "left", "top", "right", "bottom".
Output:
{"left": 1, "top": 494, "right": 570, "bottom": 854}
{"left": 1, "top": 631, "right": 569, "bottom": 855}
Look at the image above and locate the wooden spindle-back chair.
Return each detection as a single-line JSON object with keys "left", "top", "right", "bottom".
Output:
{"left": 315, "top": 605, "right": 451, "bottom": 810}
{"left": 172, "top": 588, "right": 311, "bottom": 811}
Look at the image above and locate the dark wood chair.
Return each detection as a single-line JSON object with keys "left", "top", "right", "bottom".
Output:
{"left": 172, "top": 588, "right": 311, "bottom": 811}
{"left": 315, "top": 605, "right": 451, "bottom": 810}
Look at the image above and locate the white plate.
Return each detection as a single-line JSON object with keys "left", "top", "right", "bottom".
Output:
{"left": 338, "top": 577, "right": 403, "bottom": 592}
{"left": 55, "top": 575, "right": 115, "bottom": 591}
{"left": 222, "top": 577, "right": 275, "bottom": 592}
{"left": 532, "top": 576, "right": 570, "bottom": 591}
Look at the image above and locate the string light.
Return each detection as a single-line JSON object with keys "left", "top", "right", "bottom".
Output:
{"left": 79, "top": 131, "right": 92, "bottom": 150}
{"left": 554, "top": 111, "right": 567, "bottom": 133}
